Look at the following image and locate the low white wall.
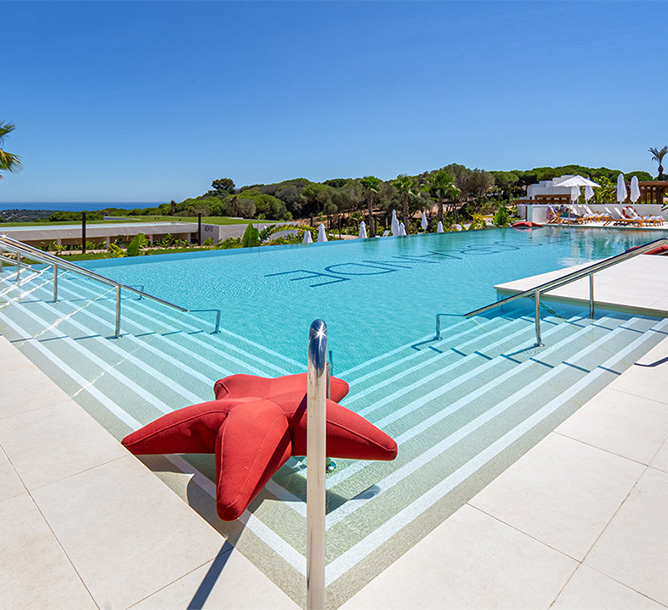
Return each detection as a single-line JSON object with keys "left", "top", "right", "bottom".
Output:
{"left": 517, "top": 204, "right": 667, "bottom": 223}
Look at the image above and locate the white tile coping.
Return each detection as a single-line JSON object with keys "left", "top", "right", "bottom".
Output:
{"left": 0, "top": 339, "right": 297, "bottom": 610}
{"left": 495, "top": 255, "right": 668, "bottom": 317}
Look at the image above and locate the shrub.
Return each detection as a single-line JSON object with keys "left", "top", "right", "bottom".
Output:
{"left": 493, "top": 204, "right": 510, "bottom": 227}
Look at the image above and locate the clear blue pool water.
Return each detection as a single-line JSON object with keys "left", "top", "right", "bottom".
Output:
{"left": 80, "top": 226, "right": 667, "bottom": 370}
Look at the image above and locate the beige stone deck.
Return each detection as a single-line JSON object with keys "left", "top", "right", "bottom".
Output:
{"left": 1, "top": 255, "right": 668, "bottom": 609}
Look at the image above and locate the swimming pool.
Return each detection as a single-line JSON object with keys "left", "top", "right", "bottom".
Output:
{"left": 79, "top": 226, "right": 667, "bottom": 371}
{"left": 2, "top": 225, "right": 667, "bottom": 607}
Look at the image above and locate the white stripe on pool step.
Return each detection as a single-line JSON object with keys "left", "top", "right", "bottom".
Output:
{"left": 324, "top": 314, "right": 623, "bottom": 489}
{"left": 348, "top": 314, "right": 554, "bottom": 410}
{"left": 164, "top": 455, "right": 308, "bottom": 576}
{"left": 5, "top": 303, "right": 193, "bottom": 413}
{"left": 339, "top": 317, "right": 475, "bottom": 379}
{"left": 0, "top": 313, "right": 143, "bottom": 429}
{"left": 27, "top": 282, "right": 235, "bottom": 388}
{"left": 324, "top": 316, "right": 668, "bottom": 584}
{"left": 348, "top": 314, "right": 520, "bottom": 389}
{"left": 58, "top": 274, "right": 292, "bottom": 377}
{"left": 62, "top": 272, "right": 299, "bottom": 373}
{"left": 324, "top": 315, "right": 644, "bottom": 528}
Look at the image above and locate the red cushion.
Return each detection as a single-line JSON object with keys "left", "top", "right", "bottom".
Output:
{"left": 122, "top": 373, "right": 396, "bottom": 520}
{"left": 645, "top": 244, "right": 668, "bottom": 255}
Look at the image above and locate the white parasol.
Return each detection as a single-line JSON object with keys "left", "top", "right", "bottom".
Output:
{"left": 391, "top": 210, "right": 399, "bottom": 236}
{"left": 556, "top": 175, "right": 600, "bottom": 188}
{"left": 302, "top": 230, "right": 313, "bottom": 244}
{"left": 437, "top": 221, "right": 444, "bottom": 233}
{"left": 398, "top": 222, "right": 406, "bottom": 236}
{"left": 421, "top": 212, "right": 428, "bottom": 232}
{"left": 317, "top": 223, "right": 327, "bottom": 242}
{"left": 630, "top": 176, "right": 641, "bottom": 203}
{"left": 584, "top": 185, "right": 595, "bottom": 201}
{"left": 359, "top": 221, "right": 367, "bottom": 239}
{"left": 616, "top": 174, "right": 627, "bottom": 203}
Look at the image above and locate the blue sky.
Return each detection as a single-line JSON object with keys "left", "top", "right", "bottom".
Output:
{"left": 2, "top": 1, "right": 666, "bottom": 204}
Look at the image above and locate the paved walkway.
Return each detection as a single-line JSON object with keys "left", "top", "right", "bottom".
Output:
{"left": 1, "top": 256, "right": 667, "bottom": 609}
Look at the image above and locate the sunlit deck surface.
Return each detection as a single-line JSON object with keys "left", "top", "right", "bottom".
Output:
{"left": 1, "top": 255, "right": 668, "bottom": 609}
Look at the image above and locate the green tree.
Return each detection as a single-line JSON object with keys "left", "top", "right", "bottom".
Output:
{"left": 360, "top": 176, "right": 381, "bottom": 237}
{"left": 649, "top": 146, "right": 668, "bottom": 180}
{"left": 391, "top": 175, "right": 418, "bottom": 229}
{"left": 424, "top": 170, "right": 459, "bottom": 223}
{"left": 211, "top": 178, "right": 235, "bottom": 197}
{"left": 0, "top": 122, "right": 22, "bottom": 181}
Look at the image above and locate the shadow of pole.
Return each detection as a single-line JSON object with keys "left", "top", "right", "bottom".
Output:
{"left": 187, "top": 540, "right": 235, "bottom": 610}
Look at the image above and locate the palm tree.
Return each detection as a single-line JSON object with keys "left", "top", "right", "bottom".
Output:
{"left": 649, "top": 146, "right": 668, "bottom": 180}
{"left": 360, "top": 176, "right": 381, "bottom": 237}
{"left": 424, "top": 170, "right": 459, "bottom": 223}
{"left": 0, "top": 122, "right": 22, "bottom": 181}
{"left": 391, "top": 175, "right": 418, "bottom": 231}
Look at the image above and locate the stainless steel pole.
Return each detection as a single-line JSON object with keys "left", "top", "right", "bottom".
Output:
{"left": 53, "top": 266, "right": 58, "bottom": 302}
{"left": 589, "top": 274, "right": 595, "bottom": 319}
{"left": 115, "top": 285, "right": 121, "bottom": 338}
{"left": 535, "top": 290, "right": 542, "bottom": 346}
{"left": 306, "top": 319, "right": 327, "bottom": 610}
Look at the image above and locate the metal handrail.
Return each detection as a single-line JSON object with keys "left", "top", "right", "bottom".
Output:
{"left": 0, "top": 234, "right": 222, "bottom": 337}
{"left": 306, "top": 319, "right": 327, "bottom": 610}
{"left": 457, "top": 237, "right": 668, "bottom": 347}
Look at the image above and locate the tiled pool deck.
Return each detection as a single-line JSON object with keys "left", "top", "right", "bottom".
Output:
{"left": 1, "top": 255, "right": 667, "bottom": 609}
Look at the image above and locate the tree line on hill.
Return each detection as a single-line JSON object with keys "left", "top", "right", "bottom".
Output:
{"left": 142, "top": 163, "right": 654, "bottom": 235}
{"left": 0, "top": 162, "right": 657, "bottom": 231}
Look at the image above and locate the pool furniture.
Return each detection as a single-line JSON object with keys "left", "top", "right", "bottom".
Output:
{"left": 122, "top": 372, "right": 398, "bottom": 521}
{"left": 624, "top": 206, "right": 664, "bottom": 226}
{"left": 606, "top": 207, "right": 641, "bottom": 226}
{"left": 512, "top": 221, "right": 543, "bottom": 229}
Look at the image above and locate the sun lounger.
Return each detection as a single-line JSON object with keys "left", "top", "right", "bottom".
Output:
{"left": 611, "top": 207, "right": 642, "bottom": 226}
{"left": 584, "top": 205, "right": 611, "bottom": 223}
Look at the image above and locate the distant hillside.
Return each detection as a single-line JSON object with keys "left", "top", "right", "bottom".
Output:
{"left": 0, "top": 209, "right": 55, "bottom": 222}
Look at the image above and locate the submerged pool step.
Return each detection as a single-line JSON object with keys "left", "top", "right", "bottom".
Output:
{"left": 60, "top": 273, "right": 300, "bottom": 376}
{"left": 0, "top": 273, "right": 296, "bottom": 399}
{"left": 346, "top": 312, "right": 585, "bottom": 413}
{"left": 320, "top": 316, "right": 668, "bottom": 538}
{"left": 319, "top": 313, "right": 655, "bottom": 499}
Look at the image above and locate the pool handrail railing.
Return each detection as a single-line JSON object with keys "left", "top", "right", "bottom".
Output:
{"left": 0, "top": 234, "right": 222, "bottom": 337}
{"left": 436, "top": 237, "right": 668, "bottom": 346}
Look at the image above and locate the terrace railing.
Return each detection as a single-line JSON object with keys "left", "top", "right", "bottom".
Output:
{"left": 0, "top": 234, "right": 222, "bottom": 338}
{"left": 435, "top": 237, "right": 668, "bottom": 347}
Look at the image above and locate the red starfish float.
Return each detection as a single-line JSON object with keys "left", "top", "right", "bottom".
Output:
{"left": 122, "top": 373, "right": 398, "bottom": 520}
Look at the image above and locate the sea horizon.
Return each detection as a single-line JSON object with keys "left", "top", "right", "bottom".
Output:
{"left": 0, "top": 202, "right": 161, "bottom": 212}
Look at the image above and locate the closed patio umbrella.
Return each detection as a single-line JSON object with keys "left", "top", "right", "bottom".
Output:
{"left": 570, "top": 186, "right": 580, "bottom": 203}
{"left": 616, "top": 174, "right": 627, "bottom": 203}
{"left": 317, "top": 223, "right": 327, "bottom": 242}
{"left": 302, "top": 230, "right": 313, "bottom": 244}
{"left": 391, "top": 210, "right": 399, "bottom": 236}
{"left": 437, "top": 221, "right": 444, "bottom": 233}
{"left": 584, "top": 185, "right": 595, "bottom": 201}
{"left": 398, "top": 222, "right": 406, "bottom": 236}
{"left": 421, "top": 212, "right": 428, "bottom": 232}
{"left": 359, "top": 221, "right": 367, "bottom": 239}
{"left": 630, "top": 176, "right": 641, "bottom": 203}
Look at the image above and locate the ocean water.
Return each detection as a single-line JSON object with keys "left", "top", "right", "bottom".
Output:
{"left": 0, "top": 202, "right": 159, "bottom": 212}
